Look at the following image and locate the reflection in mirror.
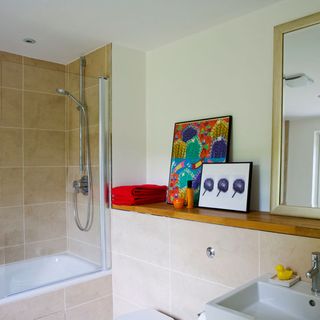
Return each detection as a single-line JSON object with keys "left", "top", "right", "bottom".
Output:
{"left": 281, "top": 23, "right": 320, "bottom": 208}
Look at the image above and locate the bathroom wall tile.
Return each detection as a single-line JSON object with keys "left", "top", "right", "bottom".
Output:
{"left": 171, "top": 219, "right": 259, "bottom": 287}
{"left": 0, "top": 289, "right": 64, "bottom": 320}
{"left": 89, "top": 125, "right": 99, "bottom": 166}
{"left": 105, "top": 44, "right": 112, "bottom": 76}
{"left": 0, "top": 61, "right": 22, "bottom": 89}
{"left": 65, "top": 275, "right": 112, "bottom": 308}
{"left": 65, "top": 295, "right": 113, "bottom": 320}
{"left": 67, "top": 59, "right": 80, "bottom": 94}
{"left": 85, "top": 85, "right": 99, "bottom": 126}
{"left": 24, "top": 167, "right": 65, "bottom": 204}
{"left": 0, "top": 206, "right": 23, "bottom": 246}
{"left": 111, "top": 210, "right": 170, "bottom": 267}
{"left": 67, "top": 97, "right": 80, "bottom": 130}
{"left": 0, "top": 248, "right": 4, "bottom": 264}
{"left": 24, "top": 65, "right": 65, "bottom": 94}
{"left": 0, "top": 88, "right": 22, "bottom": 127}
{"left": 35, "top": 311, "right": 66, "bottom": 320}
{"left": 24, "top": 129, "right": 65, "bottom": 166}
{"left": 68, "top": 239, "right": 101, "bottom": 265}
{"left": 25, "top": 237, "right": 66, "bottom": 259}
{"left": 112, "top": 253, "right": 170, "bottom": 313}
{"left": 68, "top": 130, "right": 79, "bottom": 166}
{"left": 25, "top": 202, "right": 66, "bottom": 243}
{"left": 112, "top": 295, "right": 141, "bottom": 319}
{"left": 23, "top": 57, "right": 65, "bottom": 72}
{"left": 171, "top": 272, "right": 231, "bottom": 320}
{"left": 0, "top": 51, "right": 22, "bottom": 63}
{"left": 84, "top": 47, "right": 107, "bottom": 88}
{"left": 0, "top": 128, "right": 22, "bottom": 167}
{"left": 0, "top": 168, "right": 23, "bottom": 206}
{"left": 24, "top": 92, "right": 65, "bottom": 130}
{"left": 4, "top": 244, "right": 24, "bottom": 263}
{"left": 260, "top": 232, "right": 320, "bottom": 281}
{"left": 67, "top": 203, "right": 100, "bottom": 247}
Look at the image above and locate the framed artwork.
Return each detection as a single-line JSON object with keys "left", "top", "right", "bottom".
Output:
{"left": 167, "top": 116, "right": 232, "bottom": 204}
{"left": 198, "top": 162, "right": 252, "bottom": 212}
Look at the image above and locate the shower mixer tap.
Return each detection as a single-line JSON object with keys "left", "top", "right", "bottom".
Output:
{"left": 73, "top": 176, "right": 89, "bottom": 196}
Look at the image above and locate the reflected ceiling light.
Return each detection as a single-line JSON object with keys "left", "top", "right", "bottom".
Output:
{"left": 23, "top": 38, "right": 36, "bottom": 44}
{"left": 283, "top": 73, "right": 314, "bottom": 88}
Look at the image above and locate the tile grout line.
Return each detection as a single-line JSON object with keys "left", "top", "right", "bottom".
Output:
{"left": 111, "top": 250, "right": 233, "bottom": 290}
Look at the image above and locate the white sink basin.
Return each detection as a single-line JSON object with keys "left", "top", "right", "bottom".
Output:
{"left": 205, "top": 275, "right": 320, "bottom": 320}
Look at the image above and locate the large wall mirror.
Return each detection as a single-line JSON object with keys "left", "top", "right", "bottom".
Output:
{"left": 271, "top": 12, "right": 320, "bottom": 218}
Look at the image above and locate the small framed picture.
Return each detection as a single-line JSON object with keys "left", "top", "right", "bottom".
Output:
{"left": 199, "top": 162, "right": 252, "bottom": 212}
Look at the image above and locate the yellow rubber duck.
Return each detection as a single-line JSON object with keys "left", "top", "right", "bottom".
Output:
{"left": 275, "top": 264, "right": 293, "bottom": 280}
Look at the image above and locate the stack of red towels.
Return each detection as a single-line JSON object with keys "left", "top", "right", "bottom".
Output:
{"left": 112, "top": 184, "right": 167, "bottom": 205}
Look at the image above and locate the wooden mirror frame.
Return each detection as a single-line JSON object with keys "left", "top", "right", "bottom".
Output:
{"left": 271, "top": 12, "right": 320, "bottom": 218}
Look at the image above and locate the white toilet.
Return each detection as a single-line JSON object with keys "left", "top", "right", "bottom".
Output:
{"left": 116, "top": 309, "right": 174, "bottom": 320}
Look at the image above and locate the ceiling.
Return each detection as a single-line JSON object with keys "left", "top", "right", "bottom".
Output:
{"left": 284, "top": 23, "right": 320, "bottom": 119}
{"left": 0, "top": 0, "right": 281, "bottom": 64}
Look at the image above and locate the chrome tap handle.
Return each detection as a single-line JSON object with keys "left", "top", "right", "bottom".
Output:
{"left": 306, "top": 252, "right": 320, "bottom": 293}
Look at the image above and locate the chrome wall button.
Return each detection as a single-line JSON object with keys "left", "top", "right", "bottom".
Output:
{"left": 206, "top": 247, "right": 215, "bottom": 259}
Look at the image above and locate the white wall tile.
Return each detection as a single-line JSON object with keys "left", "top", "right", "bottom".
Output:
{"left": 171, "top": 272, "right": 231, "bottom": 320}
{"left": 112, "top": 210, "right": 170, "bottom": 267}
{"left": 171, "top": 218, "right": 259, "bottom": 287}
{"left": 112, "top": 253, "right": 170, "bottom": 314}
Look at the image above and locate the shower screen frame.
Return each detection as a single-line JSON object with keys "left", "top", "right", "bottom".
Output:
{"left": 99, "top": 76, "right": 112, "bottom": 270}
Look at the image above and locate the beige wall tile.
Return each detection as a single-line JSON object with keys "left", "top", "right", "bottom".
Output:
{"left": 24, "top": 130, "right": 65, "bottom": 166}
{"left": 24, "top": 92, "right": 65, "bottom": 130}
{"left": 4, "top": 244, "right": 24, "bottom": 263}
{"left": 36, "top": 311, "right": 65, "bottom": 320}
{"left": 171, "top": 219, "right": 259, "bottom": 287}
{"left": 0, "top": 61, "right": 22, "bottom": 89}
{"left": 112, "top": 295, "right": 141, "bottom": 319}
{"left": 65, "top": 275, "right": 112, "bottom": 308}
{"left": 66, "top": 295, "right": 113, "bottom": 320}
{"left": 112, "top": 253, "right": 170, "bottom": 313}
{"left": 85, "top": 46, "right": 107, "bottom": 81}
{"left": 0, "top": 289, "right": 64, "bottom": 320}
{"left": 67, "top": 59, "right": 80, "bottom": 94}
{"left": 0, "top": 88, "right": 22, "bottom": 127}
{"left": 89, "top": 125, "right": 99, "bottom": 166}
{"left": 85, "top": 85, "right": 99, "bottom": 126}
{"left": 0, "top": 51, "right": 22, "bottom": 63}
{"left": 0, "top": 206, "right": 23, "bottom": 246}
{"left": 0, "top": 128, "right": 22, "bottom": 167}
{"left": 68, "top": 130, "right": 79, "bottom": 166}
{"left": 25, "top": 202, "right": 66, "bottom": 243}
{"left": 26, "top": 237, "right": 66, "bottom": 259}
{"left": 0, "top": 168, "right": 23, "bottom": 206}
{"left": 0, "top": 248, "right": 4, "bottom": 264}
{"left": 67, "top": 98, "right": 80, "bottom": 130}
{"left": 24, "top": 65, "right": 65, "bottom": 94}
{"left": 24, "top": 57, "right": 65, "bottom": 72}
{"left": 24, "top": 167, "right": 65, "bottom": 204}
{"left": 67, "top": 203, "right": 100, "bottom": 246}
{"left": 68, "top": 239, "right": 101, "bottom": 265}
{"left": 260, "top": 232, "right": 320, "bottom": 281}
{"left": 171, "top": 272, "right": 231, "bottom": 320}
{"left": 111, "top": 210, "right": 170, "bottom": 267}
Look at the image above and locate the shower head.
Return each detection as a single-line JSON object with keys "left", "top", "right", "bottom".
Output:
{"left": 56, "top": 88, "right": 86, "bottom": 112}
{"left": 56, "top": 88, "right": 70, "bottom": 96}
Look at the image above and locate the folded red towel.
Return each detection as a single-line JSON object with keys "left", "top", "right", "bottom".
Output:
{"left": 112, "top": 184, "right": 167, "bottom": 205}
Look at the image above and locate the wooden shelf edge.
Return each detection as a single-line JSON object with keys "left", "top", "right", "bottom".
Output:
{"left": 112, "top": 203, "right": 320, "bottom": 239}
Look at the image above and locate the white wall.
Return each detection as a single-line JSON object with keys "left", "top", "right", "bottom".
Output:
{"left": 112, "top": 44, "right": 146, "bottom": 186}
{"left": 146, "top": 0, "right": 320, "bottom": 211}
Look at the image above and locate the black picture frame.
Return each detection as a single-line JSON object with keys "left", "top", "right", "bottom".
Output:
{"left": 198, "top": 162, "right": 252, "bottom": 212}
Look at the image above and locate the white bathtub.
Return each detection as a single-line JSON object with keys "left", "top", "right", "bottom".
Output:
{"left": 0, "top": 253, "right": 101, "bottom": 299}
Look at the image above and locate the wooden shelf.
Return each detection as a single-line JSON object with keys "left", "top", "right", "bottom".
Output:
{"left": 112, "top": 202, "right": 320, "bottom": 239}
